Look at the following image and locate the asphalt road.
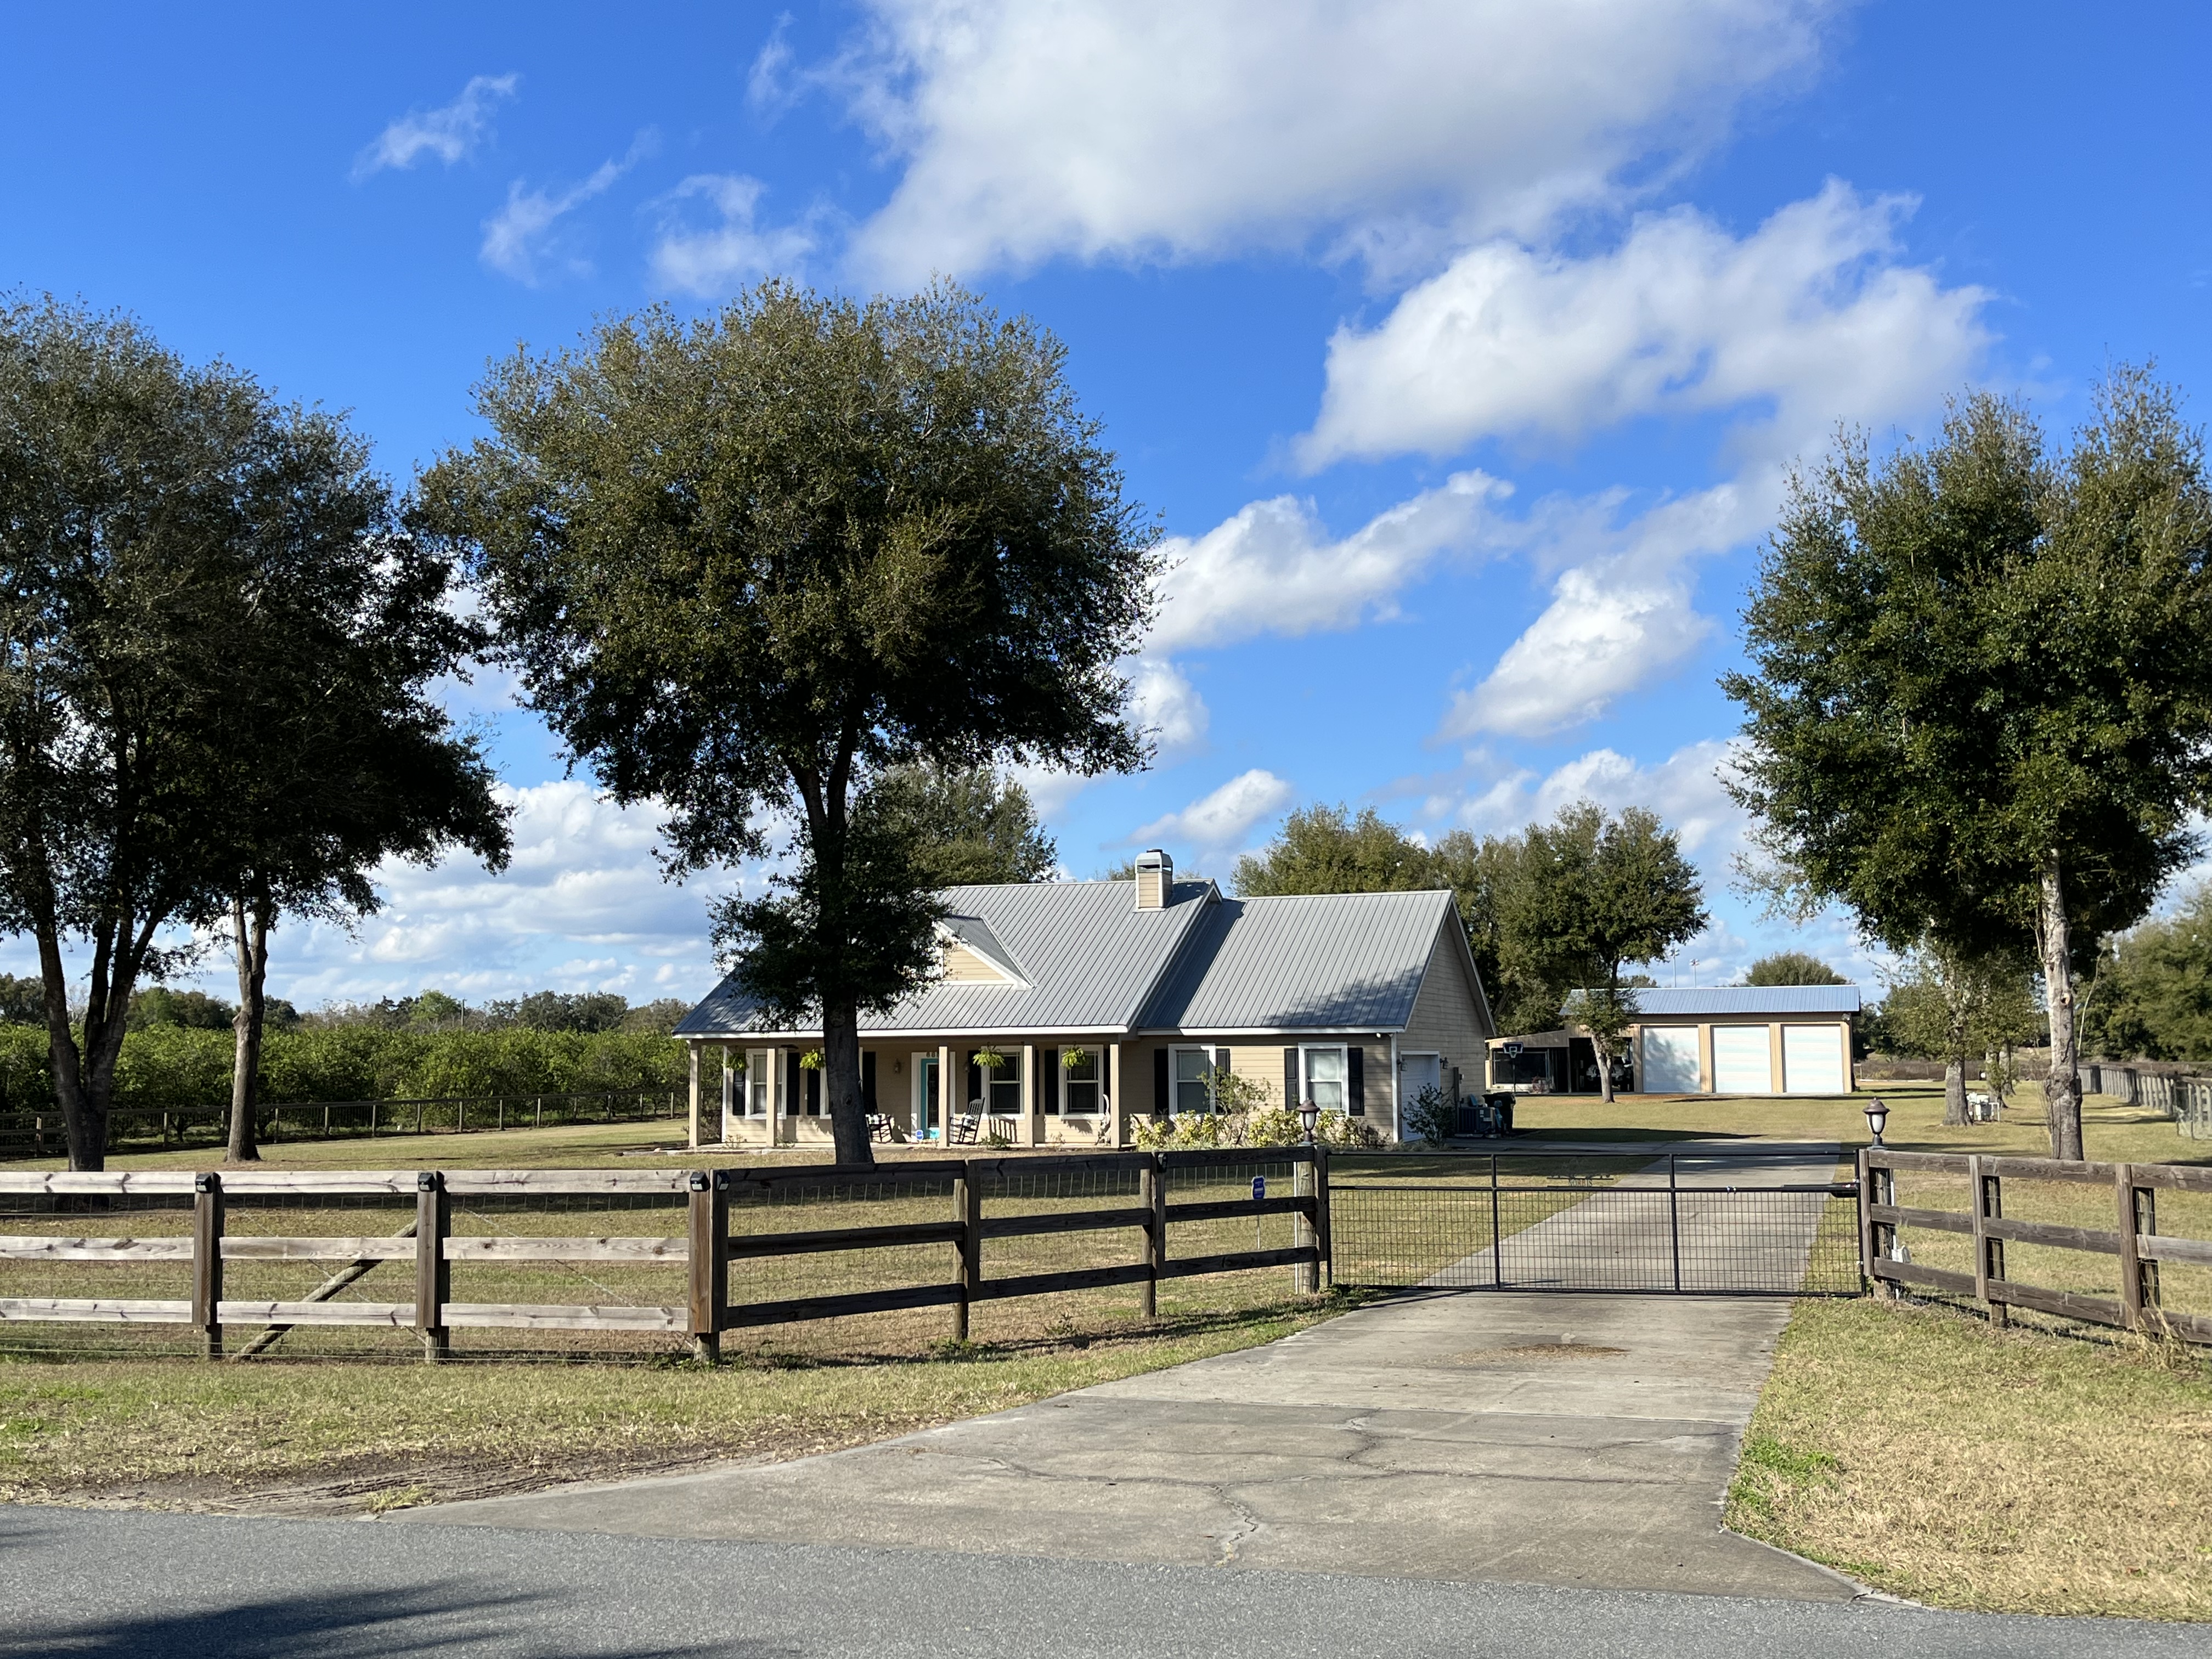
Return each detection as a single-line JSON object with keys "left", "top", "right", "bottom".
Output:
{"left": 3, "top": 1506, "right": 2204, "bottom": 1659}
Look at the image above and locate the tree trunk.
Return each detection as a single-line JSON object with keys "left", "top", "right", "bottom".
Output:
{"left": 2038, "top": 851, "right": 2085, "bottom": 1161}
{"left": 1943, "top": 1058, "right": 1968, "bottom": 1126}
{"left": 821, "top": 999, "right": 872, "bottom": 1167}
{"left": 1595, "top": 1035, "right": 1616, "bottom": 1102}
{"left": 36, "top": 926, "right": 105, "bottom": 1172}
{"left": 227, "top": 894, "right": 270, "bottom": 1163}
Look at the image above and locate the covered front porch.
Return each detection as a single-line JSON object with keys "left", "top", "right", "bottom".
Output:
{"left": 683, "top": 1036, "right": 1128, "bottom": 1149}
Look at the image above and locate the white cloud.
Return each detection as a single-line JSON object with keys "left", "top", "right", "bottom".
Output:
{"left": 649, "top": 174, "right": 820, "bottom": 297}
{"left": 1152, "top": 470, "right": 1509, "bottom": 653}
{"left": 481, "top": 137, "right": 654, "bottom": 284}
{"left": 1131, "top": 769, "right": 1295, "bottom": 857}
{"left": 268, "top": 781, "right": 737, "bottom": 1007}
{"left": 354, "top": 74, "right": 518, "bottom": 179}
{"left": 1302, "top": 182, "right": 1993, "bottom": 467}
{"left": 1439, "top": 479, "right": 1753, "bottom": 738}
{"left": 1126, "top": 657, "right": 1209, "bottom": 758}
{"left": 836, "top": 0, "right": 1835, "bottom": 281}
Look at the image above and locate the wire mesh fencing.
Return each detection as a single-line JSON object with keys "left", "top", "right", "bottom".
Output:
{"left": 1329, "top": 1150, "right": 1862, "bottom": 1295}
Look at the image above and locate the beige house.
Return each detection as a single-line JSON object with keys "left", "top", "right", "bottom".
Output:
{"left": 1488, "top": 985, "right": 1860, "bottom": 1096}
{"left": 674, "top": 850, "right": 1494, "bottom": 1146}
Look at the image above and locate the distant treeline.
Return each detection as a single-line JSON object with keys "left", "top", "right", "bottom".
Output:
{"left": 0, "top": 984, "right": 692, "bottom": 1114}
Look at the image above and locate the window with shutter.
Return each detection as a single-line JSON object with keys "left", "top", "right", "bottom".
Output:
{"left": 1283, "top": 1047, "right": 1300, "bottom": 1109}
{"left": 1347, "top": 1045, "right": 1365, "bottom": 1116}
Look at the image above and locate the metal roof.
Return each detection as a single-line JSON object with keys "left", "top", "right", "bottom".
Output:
{"left": 674, "top": 879, "right": 1217, "bottom": 1038}
{"left": 1138, "top": 889, "right": 1459, "bottom": 1031}
{"left": 675, "top": 882, "right": 1475, "bottom": 1040}
{"left": 1595, "top": 985, "right": 1863, "bottom": 1017}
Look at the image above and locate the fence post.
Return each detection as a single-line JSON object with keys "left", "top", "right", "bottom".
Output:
{"left": 1856, "top": 1148, "right": 1883, "bottom": 1300}
{"left": 688, "top": 1168, "right": 727, "bottom": 1364}
{"left": 192, "top": 1172, "right": 223, "bottom": 1361}
{"left": 1138, "top": 1154, "right": 1163, "bottom": 1318}
{"left": 1292, "top": 1150, "right": 1316, "bottom": 1294}
{"left": 415, "top": 1171, "right": 449, "bottom": 1363}
{"left": 2116, "top": 1163, "right": 2157, "bottom": 1330}
{"left": 947, "top": 1160, "right": 983, "bottom": 1342}
{"left": 1982, "top": 1159, "right": 2017, "bottom": 1336}
{"left": 1490, "top": 1152, "right": 1503, "bottom": 1288}
{"left": 1313, "top": 1144, "right": 1332, "bottom": 1290}
{"left": 1668, "top": 1154, "right": 1682, "bottom": 1293}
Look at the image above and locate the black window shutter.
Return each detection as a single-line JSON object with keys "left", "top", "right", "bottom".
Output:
{"left": 1102, "top": 1045, "right": 1112, "bottom": 1103}
{"left": 806, "top": 1065, "right": 820, "bottom": 1115}
{"left": 1153, "top": 1046, "right": 1169, "bottom": 1115}
{"left": 1347, "top": 1045, "right": 1365, "bottom": 1116}
{"left": 785, "top": 1049, "right": 798, "bottom": 1114}
{"left": 862, "top": 1051, "right": 877, "bottom": 1111}
{"left": 1040, "top": 1048, "right": 1058, "bottom": 1114}
{"left": 966, "top": 1053, "right": 981, "bottom": 1109}
{"left": 1212, "top": 1047, "right": 1229, "bottom": 1105}
{"left": 1284, "top": 1047, "right": 1300, "bottom": 1109}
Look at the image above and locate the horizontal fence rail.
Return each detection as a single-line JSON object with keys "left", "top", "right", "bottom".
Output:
{"left": 0, "top": 1147, "right": 1327, "bottom": 1362}
{"left": 1327, "top": 1148, "right": 1863, "bottom": 1296}
{"left": 1862, "top": 1148, "right": 2212, "bottom": 1345}
{"left": 0, "top": 1090, "right": 686, "bottom": 1161}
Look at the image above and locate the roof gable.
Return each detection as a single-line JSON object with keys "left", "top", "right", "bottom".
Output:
{"left": 1138, "top": 890, "right": 1463, "bottom": 1032}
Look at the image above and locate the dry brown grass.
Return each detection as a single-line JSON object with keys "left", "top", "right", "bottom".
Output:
{"left": 1729, "top": 1295, "right": 2212, "bottom": 1620}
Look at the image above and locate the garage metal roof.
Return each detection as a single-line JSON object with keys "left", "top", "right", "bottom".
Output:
{"left": 1595, "top": 985, "right": 1863, "bottom": 1017}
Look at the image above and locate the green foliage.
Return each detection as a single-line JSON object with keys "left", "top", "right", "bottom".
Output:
{"left": 2081, "top": 884, "right": 2212, "bottom": 1060}
{"left": 426, "top": 280, "right": 1158, "bottom": 1159}
{"left": 0, "top": 1024, "right": 686, "bottom": 1114}
{"left": 1403, "top": 1084, "right": 1457, "bottom": 1146}
{"left": 863, "top": 764, "right": 1057, "bottom": 886}
{"left": 126, "top": 988, "right": 236, "bottom": 1031}
{"left": 1743, "top": 952, "right": 1847, "bottom": 986}
{"left": 1131, "top": 1105, "right": 1380, "bottom": 1150}
{"left": 1725, "top": 371, "right": 2212, "bottom": 1155}
{"left": 0, "top": 976, "right": 44, "bottom": 1025}
{"left": 1232, "top": 799, "right": 1705, "bottom": 1040}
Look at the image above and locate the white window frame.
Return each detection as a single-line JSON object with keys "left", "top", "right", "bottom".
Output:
{"left": 1301, "top": 1044, "right": 1349, "bottom": 1115}
{"left": 1059, "top": 1047, "right": 1100, "bottom": 1116}
{"left": 984, "top": 1051, "right": 1023, "bottom": 1117}
{"left": 746, "top": 1048, "right": 775, "bottom": 1117}
{"left": 1171, "top": 1046, "right": 1217, "bottom": 1116}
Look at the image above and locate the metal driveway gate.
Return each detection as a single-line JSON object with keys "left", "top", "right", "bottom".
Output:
{"left": 1328, "top": 1149, "right": 1863, "bottom": 1295}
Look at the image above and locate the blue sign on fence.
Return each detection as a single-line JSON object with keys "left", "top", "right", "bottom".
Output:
{"left": 1251, "top": 1176, "right": 1266, "bottom": 1202}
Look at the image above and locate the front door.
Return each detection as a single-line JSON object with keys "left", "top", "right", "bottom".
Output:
{"left": 912, "top": 1053, "right": 940, "bottom": 1139}
{"left": 1403, "top": 1053, "right": 1442, "bottom": 1125}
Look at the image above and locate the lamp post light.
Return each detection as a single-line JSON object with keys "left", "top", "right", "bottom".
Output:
{"left": 1864, "top": 1097, "right": 1889, "bottom": 1147}
{"left": 1299, "top": 1098, "right": 1320, "bottom": 1145}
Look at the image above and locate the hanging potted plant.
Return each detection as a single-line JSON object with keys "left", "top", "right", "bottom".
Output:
{"left": 970, "top": 1047, "right": 1008, "bottom": 1073}
{"left": 798, "top": 1049, "right": 823, "bottom": 1070}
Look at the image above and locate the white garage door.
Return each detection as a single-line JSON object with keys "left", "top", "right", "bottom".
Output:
{"left": 1712, "top": 1025, "right": 1773, "bottom": 1094}
{"left": 1782, "top": 1024, "right": 1846, "bottom": 1095}
{"left": 1641, "top": 1026, "right": 1702, "bottom": 1093}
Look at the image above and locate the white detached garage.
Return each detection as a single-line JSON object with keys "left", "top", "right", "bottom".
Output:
{"left": 1597, "top": 985, "right": 1861, "bottom": 1097}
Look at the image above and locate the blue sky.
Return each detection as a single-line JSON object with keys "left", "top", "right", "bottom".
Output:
{"left": 4, "top": 2, "right": 2207, "bottom": 1009}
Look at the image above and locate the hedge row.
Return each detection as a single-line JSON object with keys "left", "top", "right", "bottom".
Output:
{"left": 0, "top": 1024, "right": 687, "bottom": 1114}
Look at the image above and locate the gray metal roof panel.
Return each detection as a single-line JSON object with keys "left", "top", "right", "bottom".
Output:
{"left": 1139, "top": 890, "right": 1458, "bottom": 1032}
{"left": 674, "top": 879, "right": 1220, "bottom": 1037}
{"left": 1606, "top": 985, "right": 1863, "bottom": 1017}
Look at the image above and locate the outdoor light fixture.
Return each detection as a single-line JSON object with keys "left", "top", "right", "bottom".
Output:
{"left": 1864, "top": 1098, "right": 1889, "bottom": 1147}
{"left": 1299, "top": 1098, "right": 1320, "bottom": 1143}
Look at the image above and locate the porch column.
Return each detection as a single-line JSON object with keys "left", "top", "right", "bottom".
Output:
{"left": 1107, "top": 1041, "right": 1124, "bottom": 1147}
{"left": 686, "top": 1042, "right": 701, "bottom": 1150}
{"left": 1022, "top": 1043, "right": 1038, "bottom": 1146}
{"left": 719, "top": 1045, "right": 736, "bottom": 1144}
{"left": 939, "top": 1043, "right": 954, "bottom": 1142}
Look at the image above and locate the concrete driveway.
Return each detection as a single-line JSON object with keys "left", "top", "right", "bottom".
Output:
{"left": 397, "top": 1283, "right": 1849, "bottom": 1601}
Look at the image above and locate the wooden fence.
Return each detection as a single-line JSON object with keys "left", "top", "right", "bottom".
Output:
{"left": 0, "top": 1147, "right": 1326, "bottom": 1362}
{"left": 1861, "top": 1147, "right": 2212, "bottom": 1344}
{"left": 0, "top": 1088, "right": 685, "bottom": 1160}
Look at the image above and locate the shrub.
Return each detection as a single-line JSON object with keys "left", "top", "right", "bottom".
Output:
{"left": 1403, "top": 1084, "right": 1457, "bottom": 1146}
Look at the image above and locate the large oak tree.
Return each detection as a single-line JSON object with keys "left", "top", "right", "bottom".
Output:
{"left": 422, "top": 283, "right": 1158, "bottom": 1165}
{"left": 1725, "top": 371, "right": 2212, "bottom": 1159}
